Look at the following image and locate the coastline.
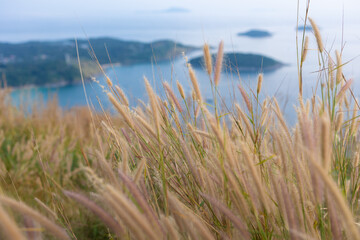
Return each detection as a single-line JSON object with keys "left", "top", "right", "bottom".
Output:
{"left": 9, "top": 62, "right": 115, "bottom": 90}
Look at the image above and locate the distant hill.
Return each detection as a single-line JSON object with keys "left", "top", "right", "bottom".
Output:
{"left": 237, "top": 30, "right": 272, "bottom": 38}
{"left": 189, "top": 53, "right": 284, "bottom": 73}
{"left": 0, "top": 38, "right": 197, "bottom": 87}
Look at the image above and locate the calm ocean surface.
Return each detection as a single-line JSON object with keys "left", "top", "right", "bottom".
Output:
{"left": 10, "top": 22, "right": 360, "bottom": 123}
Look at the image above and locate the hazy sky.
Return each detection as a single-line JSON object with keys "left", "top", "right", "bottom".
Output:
{"left": 1, "top": 0, "right": 359, "bottom": 41}
{"left": 1, "top": 0, "right": 359, "bottom": 18}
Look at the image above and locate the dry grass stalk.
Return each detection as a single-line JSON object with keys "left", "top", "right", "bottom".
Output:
{"left": 257, "top": 73, "right": 263, "bottom": 95}
{"left": 329, "top": 58, "right": 335, "bottom": 90}
{"left": 309, "top": 158, "right": 360, "bottom": 239}
{"left": 238, "top": 85, "right": 252, "bottom": 113}
{"left": 108, "top": 93, "right": 134, "bottom": 128}
{"left": 0, "top": 196, "right": 70, "bottom": 240}
{"left": 176, "top": 80, "right": 186, "bottom": 99}
{"left": 214, "top": 41, "right": 224, "bottom": 86}
{"left": 34, "top": 197, "right": 57, "bottom": 220}
{"left": 279, "top": 180, "right": 299, "bottom": 240}
{"left": 133, "top": 158, "right": 146, "bottom": 184}
{"left": 144, "top": 76, "right": 160, "bottom": 135}
{"left": 188, "top": 65, "right": 202, "bottom": 103}
{"left": 336, "top": 50, "right": 343, "bottom": 84}
{"left": 163, "top": 82, "right": 183, "bottom": 112}
{"left": 117, "top": 170, "right": 163, "bottom": 233}
{"left": 203, "top": 43, "right": 212, "bottom": 76}
{"left": 160, "top": 215, "right": 180, "bottom": 240}
{"left": 168, "top": 194, "right": 214, "bottom": 240}
{"left": 327, "top": 195, "right": 342, "bottom": 240}
{"left": 106, "top": 76, "right": 113, "bottom": 87}
{"left": 115, "top": 85, "right": 129, "bottom": 107}
{"left": 134, "top": 114, "right": 157, "bottom": 139}
{"left": 320, "top": 115, "right": 331, "bottom": 171}
{"left": 105, "top": 185, "right": 160, "bottom": 239}
{"left": 335, "top": 111, "right": 343, "bottom": 132}
{"left": 236, "top": 104, "right": 255, "bottom": 141}
{"left": 0, "top": 204, "right": 26, "bottom": 240}
{"left": 301, "top": 36, "right": 309, "bottom": 64}
{"left": 240, "top": 143, "right": 269, "bottom": 212}
{"left": 201, "top": 193, "right": 250, "bottom": 239}
{"left": 273, "top": 99, "right": 291, "bottom": 141}
{"left": 103, "top": 193, "right": 146, "bottom": 240}
{"left": 309, "top": 17, "right": 324, "bottom": 53}
{"left": 336, "top": 78, "right": 353, "bottom": 102}
{"left": 179, "top": 138, "right": 203, "bottom": 185}
{"left": 64, "top": 191, "right": 124, "bottom": 237}
{"left": 187, "top": 123, "right": 202, "bottom": 143}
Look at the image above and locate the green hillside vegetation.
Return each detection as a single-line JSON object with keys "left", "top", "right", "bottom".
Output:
{"left": 189, "top": 52, "right": 284, "bottom": 72}
{"left": 0, "top": 38, "right": 197, "bottom": 87}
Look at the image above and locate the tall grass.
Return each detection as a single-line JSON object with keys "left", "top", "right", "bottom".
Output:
{"left": 0, "top": 17, "right": 360, "bottom": 240}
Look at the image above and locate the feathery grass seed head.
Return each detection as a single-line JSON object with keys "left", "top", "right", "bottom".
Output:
{"left": 301, "top": 36, "right": 309, "bottom": 64}
{"left": 257, "top": 73, "right": 263, "bottom": 95}
{"left": 188, "top": 65, "right": 202, "bottom": 102}
{"left": 115, "top": 85, "right": 129, "bottom": 107}
{"left": 309, "top": 18, "right": 324, "bottom": 53}
{"left": 336, "top": 50, "right": 343, "bottom": 84}
{"left": 238, "top": 84, "right": 252, "bottom": 112}
{"left": 106, "top": 76, "right": 113, "bottom": 87}
{"left": 176, "top": 80, "right": 185, "bottom": 99}
{"left": 214, "top": 41, "right": 224, "bottom": 86}
{"left": 203, "top": 43, "right": 212, "bottom": 76}
{"left": 163, "top": 82, "right": 183, "bottom": 112}
{"left": 144, "top": 76, "right": 160, "bottom": 134}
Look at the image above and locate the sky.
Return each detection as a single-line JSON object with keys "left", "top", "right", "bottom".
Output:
{"left": 0, "top": 0, "right": 359, "bottom": 42}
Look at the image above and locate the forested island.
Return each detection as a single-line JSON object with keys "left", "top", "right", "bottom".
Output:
{"left": 237, "top": 29, "right": 272, "bottom": 38}
{"left": 189, "top": 53, "right": 284, "bottom": 73}
{"left": 0, "top": 38, "right": 197, "bottom": 87}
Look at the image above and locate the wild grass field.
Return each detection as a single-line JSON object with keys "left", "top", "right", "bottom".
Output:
{"left": 1, "top": 16, "right": 360, "bottom": 240}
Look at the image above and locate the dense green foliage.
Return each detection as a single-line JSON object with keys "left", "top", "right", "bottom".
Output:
{"left": 4, "top": 61, "right": 79, "bottom": 87}
{"left": 189, "top": 52, "right": 284, "bottom": 72}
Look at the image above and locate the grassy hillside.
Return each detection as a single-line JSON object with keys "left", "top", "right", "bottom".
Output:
{"left": 1, "top": 19, "right": 360, "bottom": 240}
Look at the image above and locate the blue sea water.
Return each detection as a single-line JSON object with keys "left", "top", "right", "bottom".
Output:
{"left": 10, "top": 22, "right": 360, "bottom": 123}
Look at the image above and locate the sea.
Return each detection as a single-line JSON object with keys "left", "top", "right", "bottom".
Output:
{"left": 8, "top": 18, "right": 360, "bottom": 124}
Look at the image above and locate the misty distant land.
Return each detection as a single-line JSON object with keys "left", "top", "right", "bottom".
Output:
{"left": 237, "top": 29, "right": 272, "bottom": 38}
{"left": 190, "top": 53, "right": 284, "bottom": 73}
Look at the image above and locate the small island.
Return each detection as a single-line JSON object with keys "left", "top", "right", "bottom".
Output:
{"left": 189, "top": 53, "right": 284, "bottom": 73}
{"left": 297, "top": 25, "right": 313, "bottom": 31}
{"left": 0, "top": 38, "right": 197, "bottom": 87}
{"left": 237, "top": 29, "right": 272, "bottom": 38}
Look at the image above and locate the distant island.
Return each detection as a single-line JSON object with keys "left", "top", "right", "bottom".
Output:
{"left": 297, "top": 25, "right": 313, "bottom": 31}
{"left": 0, "top": 37, "right": 197, "bottom": 87}
{"left": 189, "top": 53, "right": 284, "bottom": 73}
{"left": 237, "top": 29, "right": 272, "bottom": 38}
{"left": 160, "top": 7, "right": 190, "bottom": 13}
